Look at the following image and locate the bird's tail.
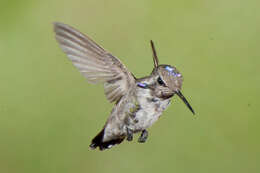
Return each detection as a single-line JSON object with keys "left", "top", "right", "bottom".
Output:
{"left": 89, "top": 128, "right": 124, "bottom": 151}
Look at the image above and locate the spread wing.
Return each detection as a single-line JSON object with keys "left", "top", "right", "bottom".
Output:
{"left": 53, "top": 22, "right": 136, "bottom": 103}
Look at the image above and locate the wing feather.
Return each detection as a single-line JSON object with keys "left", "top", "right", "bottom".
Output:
{"left": 53, "top": 22, "right": 136, "bottom": 102}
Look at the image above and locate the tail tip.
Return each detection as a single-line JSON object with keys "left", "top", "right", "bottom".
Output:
{"left": 89, "top": 143, "right": 98, "bottom": 150}
{"left": 89, "top": 129, "right": 125, "bottom": 151}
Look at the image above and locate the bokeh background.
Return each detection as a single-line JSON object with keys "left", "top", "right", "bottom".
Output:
{"left": 0, "top": 0, "right": 259, "bottom": 172}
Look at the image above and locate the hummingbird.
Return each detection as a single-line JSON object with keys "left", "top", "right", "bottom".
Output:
{"left": 53, "top": 22, "right": 195, "bottom": 151}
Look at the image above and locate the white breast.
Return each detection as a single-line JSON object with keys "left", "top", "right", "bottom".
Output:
{"left": 130, "top": 89, "right": 171, "bottom": 131}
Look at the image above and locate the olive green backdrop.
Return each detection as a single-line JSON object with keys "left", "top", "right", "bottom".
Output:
{"left": 0, "top": 0, "right": 259, "bottom": 173}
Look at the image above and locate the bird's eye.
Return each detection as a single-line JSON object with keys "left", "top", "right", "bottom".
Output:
{"left": 157, "top": 77, "right": 165, "bottom": 86}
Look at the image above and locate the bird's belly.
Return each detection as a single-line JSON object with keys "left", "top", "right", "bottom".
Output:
{"left": 133, "top": 109, "right": 161, "bottom": 131}
{"left": 130, "top": 98, "right": 171, "bottom": 132}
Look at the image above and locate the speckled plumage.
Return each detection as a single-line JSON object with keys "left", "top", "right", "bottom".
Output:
{"left": 53, "top": 22, "right": 195, "bottom": 151}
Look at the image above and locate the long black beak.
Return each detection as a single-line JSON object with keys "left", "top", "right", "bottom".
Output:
{"left": 176, "top": 90, "right": 195, "bottom": 115}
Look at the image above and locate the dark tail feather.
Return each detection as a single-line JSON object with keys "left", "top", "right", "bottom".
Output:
{"left": 89, "top": 128, "right": 124, "bottom": 151}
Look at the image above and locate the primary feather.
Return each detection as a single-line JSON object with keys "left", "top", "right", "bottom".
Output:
{"left": 53, "top": 22, "right": 136, "bottom": 103}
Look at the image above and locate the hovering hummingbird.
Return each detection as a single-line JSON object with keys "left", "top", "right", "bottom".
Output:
{"left": 53, "top": 22, "right": 195, "bottom": 151}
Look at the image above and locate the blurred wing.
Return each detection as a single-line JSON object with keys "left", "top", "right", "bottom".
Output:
{"left": 53, "top": 22, "right": 136, "bottom": 103}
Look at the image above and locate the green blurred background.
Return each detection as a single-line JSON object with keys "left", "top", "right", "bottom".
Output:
{"left": 0, "top": 0, "right": 259, "bottom": 172}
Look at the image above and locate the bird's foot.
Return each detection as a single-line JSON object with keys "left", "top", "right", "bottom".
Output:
{"left": 138, "top": 130, "right": 148, "bottom": 143}
{"left": 126, "top": 128, "right": 133, "bottom": 141}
